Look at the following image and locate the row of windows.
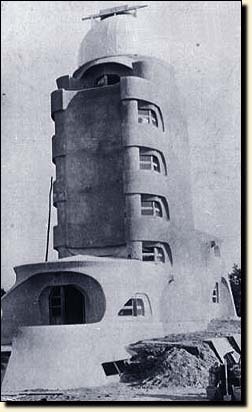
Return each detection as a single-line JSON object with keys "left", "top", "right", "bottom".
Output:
{"left": 117, "top": 281, "right": 221, "bottom": 321}
{"left": 48, "top": 284, "right": 220, "bottom": 326}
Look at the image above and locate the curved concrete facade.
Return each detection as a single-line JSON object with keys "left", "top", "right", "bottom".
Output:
{"left": 51, "top": 54, "right": 195, "bottom": 260}
{"left": 48, "top": 45, "right": 236, "bottom": 321}
{"left": 1, "top": 11, "right": 237, "bottom": 392}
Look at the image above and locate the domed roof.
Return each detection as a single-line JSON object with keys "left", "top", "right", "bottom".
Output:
{"left": 78, "top": 14, "right": 144, "bottom": 68}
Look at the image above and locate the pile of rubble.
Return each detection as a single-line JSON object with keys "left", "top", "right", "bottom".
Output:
{"left": 122, "top": 319, "right": 241, "bottom": 389}
{"left": 122, "top": 340, "right": 218, "bottom": 388}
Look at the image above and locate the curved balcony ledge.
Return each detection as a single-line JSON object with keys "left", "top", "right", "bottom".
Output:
{"left": 53, "top": 181, "right": 66, "bottom": 205}
{"left": 122, "top": 123, "right": 168, "bottom": 154}
{"left": 125, "top": 216, "right": 170, "bottom": 244}
{"left": 51, "top": 89, "right": 79, "bottom": 120}
{"left": 53, "top": 225, "right": 66, "bottom": 249}
{"left": 123, "top": 170, "right": 168, "bottom": 198}
{"left": 52, "top": 134, "right": 66, "bottom": 162}
{"left": 120, "top": 76, "right": 165, "bottom": 113}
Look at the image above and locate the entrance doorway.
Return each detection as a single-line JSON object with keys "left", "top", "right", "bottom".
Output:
{"left": 49, "top": 285, "right": 85, "bottom": 325}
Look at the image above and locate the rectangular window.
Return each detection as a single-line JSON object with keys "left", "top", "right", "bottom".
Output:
{"left": 138, "top": 107, "right": 158, "bottom": 128}
{"left": 142, "top": 244, "right": 165, "bottom": 263}
{"left": 141, "top": 198, "right": 163, "bottom": 218}
{"left": 140, "top": 155, "right": 152, "bottom": 170}
{"left": 141, "top": 201, "right": 154, "bottom": 216}
{"left": 142, "top": 246, "right": 155, "bottom": 261}
{"left": 138, "top": 108, "right": 150, "bottom": 124}
{"left": 155, "top": 247, "right": 165, "bottom": 262}
{"left": 140, "top": 154, "right": 160, "bottom": 173}
{"left": 152, "top": 157, "right": 160, "bottom": 172}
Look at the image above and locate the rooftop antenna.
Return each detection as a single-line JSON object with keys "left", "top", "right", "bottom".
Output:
{"left": 82, "top": 4, "right": 148, "bottom": 24}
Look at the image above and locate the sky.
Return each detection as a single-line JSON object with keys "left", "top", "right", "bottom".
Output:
{"left": 2, "top": 1, "right": 241, "bottom": 289}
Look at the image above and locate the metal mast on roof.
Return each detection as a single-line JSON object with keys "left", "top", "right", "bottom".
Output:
{"left": 82, "top": 4, "right": 148, "bottom": 22}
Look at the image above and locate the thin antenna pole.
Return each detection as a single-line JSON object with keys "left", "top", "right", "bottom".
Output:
{"left": 45, "top": 177, "right": 53, "bottom": 262}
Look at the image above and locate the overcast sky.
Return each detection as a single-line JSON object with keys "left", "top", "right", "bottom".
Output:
{"left": 2, "top": 1, "right": 241, "bottom": 289}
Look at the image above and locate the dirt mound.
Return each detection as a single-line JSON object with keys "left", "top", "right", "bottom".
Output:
{"left": 122, "top": 342, "right": 218, "bottom": 389}
{"left": 122, "top": 320, "right": 241, "bottom": 389}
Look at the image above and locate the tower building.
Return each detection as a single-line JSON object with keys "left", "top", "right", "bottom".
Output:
{"left": 52, "top": 8, "right": 194, "bottom": 264}
{"left": 1, "top": 5, "right": 237, "bottom": 392}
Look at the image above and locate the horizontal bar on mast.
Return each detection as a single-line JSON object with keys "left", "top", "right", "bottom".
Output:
{"left": 82, "top": 4, "right": 147, "bottom": 21}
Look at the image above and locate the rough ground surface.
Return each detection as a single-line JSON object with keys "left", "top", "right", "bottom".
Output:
{"left": 1, "top": 319, "right": 240, "bottom": 402}
{"left": 1, "top": 385, "right": 207, "bottom": 402}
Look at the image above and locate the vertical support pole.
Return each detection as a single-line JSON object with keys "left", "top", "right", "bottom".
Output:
{"left": 45, "top": 177, "right": 53, "bottom": 262}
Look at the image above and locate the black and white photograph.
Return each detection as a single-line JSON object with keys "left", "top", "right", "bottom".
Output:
{"left": 1, "top": 0, "right": 242, "bottom": 403}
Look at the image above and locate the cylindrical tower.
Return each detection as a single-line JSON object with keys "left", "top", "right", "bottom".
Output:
{"left": 51, "top": 8, "right": 194, "bottom": 270}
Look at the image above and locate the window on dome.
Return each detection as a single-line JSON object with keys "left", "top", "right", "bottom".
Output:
{"left": 95, "top": 74, "right": 120, "bottom": 87}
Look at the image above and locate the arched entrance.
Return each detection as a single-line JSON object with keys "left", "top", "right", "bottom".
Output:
{"left": 49, "top": 285, "right": 85, "bottom": 325}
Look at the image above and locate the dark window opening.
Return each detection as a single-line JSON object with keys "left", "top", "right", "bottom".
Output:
{"left": 95, "top": 74, "right": 120, "bottom": 87}
{"left": 212, "top": 282, "right": 219, "bottom": 303}
{"left": 142, "top": 245, "right": 165, "bottom": 263}
{"left": 102, "top": 362, "right": 119, "bottom": 376}
{"left": 102, "top": 360, "right": 127, "bottom": 376}
{"left": 49, "top": 285, "right": 85, "bottom": 325}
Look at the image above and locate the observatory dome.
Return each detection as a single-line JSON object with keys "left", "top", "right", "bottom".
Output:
{"left": 78, "top": 14, "right": 144, "bottom": 68}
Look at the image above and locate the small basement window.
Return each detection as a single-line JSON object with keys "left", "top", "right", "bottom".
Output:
{"left": 102, "top": 360, "right": 126, "bottom": 376}
{"left": 95, "top": 74, "right": 120, "bottom": 87}
{"left": 212, "top": 282, "right": 219, "bottom": 303}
